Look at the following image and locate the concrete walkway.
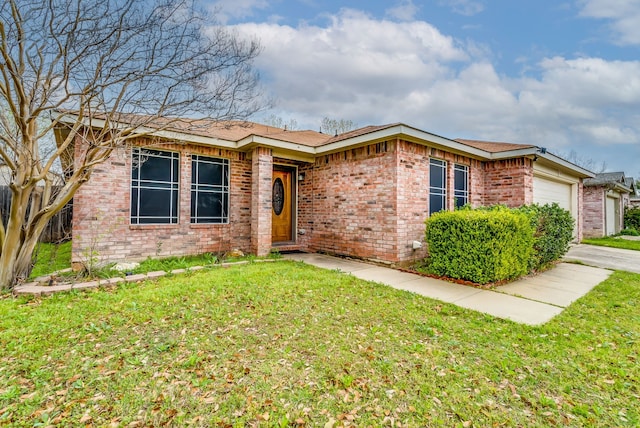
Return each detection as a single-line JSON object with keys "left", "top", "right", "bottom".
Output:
{"left": 283, "top": 253, "right": 612, "bottom": 326}
{"left": 565, "top": 243, "right": 640, "bottom": 273}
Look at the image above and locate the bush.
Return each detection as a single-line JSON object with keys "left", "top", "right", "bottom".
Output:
{"left": 425, "top": 208, "right": 533, "bottom": 284}
{"left": 624, "top": 207, "right": 640, "bottom": 231}
{"left": 517, "top": 203, "right": 574, "bottom": 270}
{"left": 620, "top": 228, "right": 640, "bottom": 236}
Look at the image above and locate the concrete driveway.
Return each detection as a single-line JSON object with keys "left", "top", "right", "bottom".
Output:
{"left": 564, "top": 244, "right": 640, "bottom": 273}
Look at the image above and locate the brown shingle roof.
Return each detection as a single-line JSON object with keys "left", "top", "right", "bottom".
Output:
{"left": 138, "top": 116, "right": 332, "bottom": 147}
{"left": 95, "top": 112, "right": 403, "bottom": 148}
{"left": 65, "top": 111, "right": 333, "bottom": 147}
{"left": 454, "top": 138, "right": 535, "bottom": 153}
{"left": 323, "top": 124, "right": 402, "bottom": 144}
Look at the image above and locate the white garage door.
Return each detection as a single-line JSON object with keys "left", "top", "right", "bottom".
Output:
{"left": 533, "top": 175, "right": 577, "bottom": 237}
{"left": 533, "top": 176, "right": 572, "bottom": 211}
{"left": 606, "top": 196, "right": 618, "bottom": 236}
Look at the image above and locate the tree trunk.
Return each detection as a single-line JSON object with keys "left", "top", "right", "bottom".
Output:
{"left": 0, "top": 187, "right": 53, "bottom": 290}
{"left": 0, "top": 190, "right": 30, "bottom": 290}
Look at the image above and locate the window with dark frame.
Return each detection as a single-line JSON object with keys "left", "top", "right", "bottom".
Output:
{"left": 131, "top": 148, "right": 179, "bottom": 225}
{"left": 454, "top": 164, "right": 469, "bottom": 208}
{"left": 429, "top": 158, "right": 447, "bottom": 216}
{"left": 190, "top": 155, "right": 230, "bottom": 224}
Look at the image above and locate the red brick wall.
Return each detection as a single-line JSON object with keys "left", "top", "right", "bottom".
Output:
{"left": 71, "top": 138, "right": 252, "bottom": 266}
{"left": 299, "top": 141, "right": 400, "bottom": 261}
{"left": 482, "top": 158, "right": 533, "bottom": 207}
{"left": 582, "top": 186, "right": 605, "bottom": 238}
{"left": 298, "top": 140, "right": 484, "bottom": 263}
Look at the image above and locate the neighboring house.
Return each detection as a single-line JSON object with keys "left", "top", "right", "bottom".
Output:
{"left": 583, "top": 172, "right": 632, "bottom": 237}
{"left": 627, "top": 177, "right": 640, "bottom": 209}
{"left": 54, "top": 114, "right": 593, "bottom": 268}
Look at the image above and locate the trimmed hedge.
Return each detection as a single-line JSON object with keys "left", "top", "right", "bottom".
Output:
{"left": 425, "top": 208, "right": 533, "bottom": 284}
{"left": 425, "top": 203, "right": 575, "bottom": 284}
{"left": 517, "top": 203, "right": 574, "bottom": 271}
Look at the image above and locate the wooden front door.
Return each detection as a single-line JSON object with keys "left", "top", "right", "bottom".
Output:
{"left": 272, "top": 169, "right": 293, "bottom": 242}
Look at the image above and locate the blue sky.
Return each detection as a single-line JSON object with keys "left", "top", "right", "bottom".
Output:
{"left": 208, "top": 0, "right": 640, "bottom": 175}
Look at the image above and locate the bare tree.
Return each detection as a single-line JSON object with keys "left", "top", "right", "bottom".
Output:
{"left": 262, "top": 114, "right": 299, "bottom": 130}
{"left": 321, "top": 117, "right": 357, "bottom": 136}
{"left": 0, "top": 0, "right": 261, "bottom": 290}
{"left": 557, "top": 149, "right": 607, "bottom": 173}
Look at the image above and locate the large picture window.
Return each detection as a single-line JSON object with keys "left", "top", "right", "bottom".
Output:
{"left": 191, "top": 155, "right": 229, "bottom": 224}
{"left": 454, "top": 164, "right": 469, "bottom": 208}
{"left": 131, "top": 148, "right": 179, "bottom": 224}
{"left": 429, "top": 158, "right": 447, "bottom": 216}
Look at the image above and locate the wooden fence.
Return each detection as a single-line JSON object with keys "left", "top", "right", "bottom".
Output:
{"left": 0, "top": 186, "right": 72, "bottom": 243}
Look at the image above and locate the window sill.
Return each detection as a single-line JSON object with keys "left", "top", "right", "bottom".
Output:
{"left": 190, "top": 223, "right": 230, "bottom": 229}
{"left": 129, "top": 224, "right": 179, "bottom": 230}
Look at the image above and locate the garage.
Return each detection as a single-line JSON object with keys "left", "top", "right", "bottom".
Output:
{"left": 583, "top": 172, "right": 631, "bottom": 238}
{"left": 533, "top": 171, "right": 579, "bottom": 237}
{"left": 533, "top": 175, "right": 573, "bottom": 212}
{"left": 605, "top": 193, "right": 621, "bottom": 236}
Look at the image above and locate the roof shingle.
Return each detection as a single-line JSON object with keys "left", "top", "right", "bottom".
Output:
{"left": 454, "top": 138, "right": 536, "bottom": 153}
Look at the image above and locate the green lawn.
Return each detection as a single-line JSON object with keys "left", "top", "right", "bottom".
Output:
{"left": 1, "top": 262, "right": 638, "bottom": 426}
{"left": 29, "top": 241, "right": 73, "bottom": 279}
{"left": 582, "top": 237, "right": 640, "bottom": 251}
{"left": 28, "top": 242, "right": 250, "bottom": 280}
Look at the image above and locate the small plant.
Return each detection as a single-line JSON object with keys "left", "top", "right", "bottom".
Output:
{"left": 620, "top": 228, "right": 639, "bottom": 236}
{"left": 269, "top": 248, "right": 282, "bottom": 259}
{"left": 203, "top": 252, "right": 219, "bottom": 265}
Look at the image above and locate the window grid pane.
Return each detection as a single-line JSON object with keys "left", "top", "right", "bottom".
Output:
{"left": 131, "top": 148, "right": 179, "bottom": 225}
{"left": 429, "top": 159, "right": 447, "bottom": 216}
{"left": 454, "top": 164, "right": 469, "bottom": 208}
{"left": 191, "top": 155, "right": 230, "bottom": 224}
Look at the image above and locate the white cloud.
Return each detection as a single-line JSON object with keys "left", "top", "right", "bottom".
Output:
{"left": 439, "top": 0, "right": 485, "bottom": 16}
{"left": 229, "top": 9, "right": 640, "bottom": 172}
{"left": 579, "top": 0, "right": 640, "bottom": 45}
{"left": 233, "top": 9, "right": 468, "bottom": 121}
{"left": 385, "top": 0, "right": 420, "bottom": 22}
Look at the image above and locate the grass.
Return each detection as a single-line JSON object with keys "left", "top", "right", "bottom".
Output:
{"left": 29, "top": 241, "right": 73, "bottom": 278}
{"left": 28, "top": 242, "right": 267, "bottom": 281}
{"left": 582, "top": 236, "right": 640, "bottom": 251}
{"left": 1, "top": 262, "right": 639, "bottom": 426}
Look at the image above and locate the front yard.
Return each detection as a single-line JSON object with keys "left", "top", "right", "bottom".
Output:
{"left": 1, "top": 261, "right": 638, "bottom": 426}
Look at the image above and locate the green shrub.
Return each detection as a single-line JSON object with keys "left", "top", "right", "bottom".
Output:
{"left": 620, "top": 228, "right": 640, "bottom": 236}
{"left": 425, "top": 208, "right": 533, "bottom": 284}
{"left": 517, "top": 203, "right": 574, "bottom": 270}
{"left": 624, "top": 207, "right": 640, "bottom": 231}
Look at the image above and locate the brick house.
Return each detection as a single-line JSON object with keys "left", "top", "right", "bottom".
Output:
{"left": 583, "top": 172, "right": 633, "bottom": 237}
{"left": 56, "top": 116, "right": 593, "bottom": 268}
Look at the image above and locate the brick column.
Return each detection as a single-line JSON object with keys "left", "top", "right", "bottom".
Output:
{"left": 251, "top": 147, "right": 273, "bottom": 256}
